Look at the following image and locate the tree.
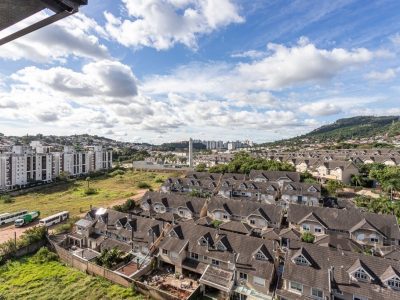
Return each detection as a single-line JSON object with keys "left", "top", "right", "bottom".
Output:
{"left": 195, "top": 163, "right": 207, "bottom": 172}
{"left": 351, "top": 174, "right": 365, "bottom": 187}
{"left": 301, "top": 232, "right": 315, "bottom": 243}
{"left": 326, "top": 180, "right": 343, "bottom": 196}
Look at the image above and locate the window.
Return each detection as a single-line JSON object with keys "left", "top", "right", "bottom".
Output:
{"left": 314, "top": 227, "right": 322, "bottom": 233}
{"left": 387, "top": 277, "right": 400, "bottom": 290}
{"left": 253, "top": 276, "right": 265, "bottom": 286}
{"left": 255, "top": 252, "right": 267, "bottom": 261}
{"left": 239, "top": 272, "right": 248, "bottom": 281}
{"left": 162, "top": 249, "right": 168, "bottom": 255}
{"left": 203, "top": 256, "right": 208, "bottom": 261}
{"left": 199, "top": 237, "right": 207, "bottom": 246}
{"left": 289, "top": 281, "right": 303, "bottom": 293}
{"left": 250, "top": 219, "right": 255, "bottom": 225}
{"left": 354, "top": 269, "right": 368, "bottom": 281}
{"left": 294, "top": 255, "right": 309, "bottom": 265}
{"left": 311, "top": 288, "right": 323, "bottom": 299}
{"left": 190, "top": 252, "right": 199, "bottom": 260}
{"left": 223, "top": 214, "right": 228, "bottom": 219}
{"left": 212, "top": 259, "right": 220, "bottom": 266}
{"left": 302, "top": 224, "right": 310, "bottom": 231}
{"left": 370, "top": 237, "right": 378, "bottom": 243}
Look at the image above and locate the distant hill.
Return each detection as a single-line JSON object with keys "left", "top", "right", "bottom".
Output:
{"left": 265, "top": 116, "right": 400, "bottom": 147}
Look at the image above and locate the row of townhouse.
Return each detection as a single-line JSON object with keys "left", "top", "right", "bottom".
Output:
{"left": 141, "top": 191, "right": 400, "bottom": 249}
{"left": 162, "top": 171, "right": 322, "bottom": 206}
{"left": 67, "top": 208, "right": 164, "bottom": 257}
{"left": 139, "top": 192, "right": 283, "bottom": 233}
{"left": 191, "top": 148, "right": 400, "bottom": 184}
{"left": 287, "top": 204, "right": 400, "bottom": 247}
{"left": 0, "top": 143, "right": 112, "bottom": 190}
{"left": 64, "top": 190, "right": 400, "bottom": 300}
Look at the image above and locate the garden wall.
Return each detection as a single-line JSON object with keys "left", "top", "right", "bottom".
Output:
{"left": 53, "top": 244, "right": 133, "bottom": 288}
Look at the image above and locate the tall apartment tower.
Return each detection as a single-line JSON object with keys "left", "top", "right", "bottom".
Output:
{"left": 188, "top": 138, "right": 193, "bottom": 168}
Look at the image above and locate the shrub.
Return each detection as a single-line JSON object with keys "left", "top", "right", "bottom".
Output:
{"left": 32, "top": 247, "right": 58, "bottom": 263}
{"left": 301, "top": 232, "right": 315, "bottom": 243}
{"left": 108, "top": 169, "right": 125, "bottom": 177}
{"left": 82, "top": 187, "right": 98, "bottom": 196}
{"left": 154, "top": 177, "right": 165, "bottom": 183}
{"left": 0, "top": 195, "right": 14, "bottom": 204}
{"left": 211, "top": 220, "right": 223, "bottom": 228}
{"left": 137, "top": 182, "right": 151, "bottom": 189}
{"left": 113, "top": 199, "right": 137, "bottom": 213}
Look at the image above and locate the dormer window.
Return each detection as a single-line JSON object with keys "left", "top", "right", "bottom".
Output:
{"left": 255, "top": 251, "right": 267, "bottom": 261}
{"left": 308, "top": 186, "right": 317, "bottom": 192}
{"left": 198, "top": 237, "right": 208, "bottom": 246}
{"left": 294, "top": 255, "right": 309, "bottom": 266}
{"left": 286, "top": 184, "right": 294, "bottom": 191}
{"left": 216, "top": 241, "right": 227, "bottom": 251}
{"left": 387, "top": 277, "right": 400, "bottom": 290}
{"left": 354, "top": 269, "right": 368, "bottom": 281}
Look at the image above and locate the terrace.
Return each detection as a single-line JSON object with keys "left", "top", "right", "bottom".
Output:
{"left": 138, "top": 267, "right": 200, "bottom": 300}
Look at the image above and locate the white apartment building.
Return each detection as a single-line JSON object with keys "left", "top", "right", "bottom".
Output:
{"left": 0, "top": 143, "right": 112, "bottom": 190}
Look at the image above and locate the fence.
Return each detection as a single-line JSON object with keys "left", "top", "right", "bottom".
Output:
{"left": 53, "top": 244, "right": 133, "bottom": 287}
{"left": 0, "top": 240, "right": 46, "bottom": 263}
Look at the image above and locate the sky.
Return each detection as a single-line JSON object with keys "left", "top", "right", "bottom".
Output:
{"left": 0, "top": 0, "right": 400, "bottom": 144}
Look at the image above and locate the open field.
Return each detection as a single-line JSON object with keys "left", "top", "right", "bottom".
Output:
{"left": 0, "top": 253, "right": 142, "bottom": 300}
{"left": 0, "top": 170, "right": 180, "bottom": 218}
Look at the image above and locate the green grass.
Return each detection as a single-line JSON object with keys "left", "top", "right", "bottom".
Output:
{"left": 0, "top": 254, "right": 142, "bottom": 300}
{"left": 0, "top": 170, "right": 179, "bottom": 218}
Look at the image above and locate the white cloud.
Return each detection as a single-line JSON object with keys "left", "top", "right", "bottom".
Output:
{"left": 300, "top": 102, "right": 342, "bottom": 116}
{"left": 365, "top": 68, "right": 397, "bottom": 81}
{"left": 237, "top": 39, "right": 377, "bottom": 90}
{"left": 231, "top": 50, "right": 265, "bottom": 59}
{"left": 299, "top": 97, "right": 381, "bottom": 117}
{"left": 0, "top": 12, "right": 109, "bottom": 63}
{"left": 12, "top": 60, "right": 138, "bottom": 103}
{"left": 104, "top": 0, "right": 243, "bottom": 50}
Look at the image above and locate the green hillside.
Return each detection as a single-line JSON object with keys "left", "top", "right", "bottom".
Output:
{"left": 265, "top": 116, "right": 400, "bottom": 146}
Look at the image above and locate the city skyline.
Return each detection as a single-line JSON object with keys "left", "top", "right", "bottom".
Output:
{"left": 0, "top": 0, "right": 400, "bottom": 144}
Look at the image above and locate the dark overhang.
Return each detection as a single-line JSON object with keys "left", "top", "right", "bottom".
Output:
{"left": 0, "top": 0, "right": 88, "bottom": 46}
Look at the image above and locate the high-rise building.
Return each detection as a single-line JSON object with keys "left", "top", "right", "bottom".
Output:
{"left": 188, "top": 138, "right": 193, "bottom": 168}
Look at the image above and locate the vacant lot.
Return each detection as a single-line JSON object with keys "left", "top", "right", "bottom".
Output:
{"left": 0, "top": 254, "right": 142, "bottom": 300}
{"left": 0, "top": 170, "right": 179, "bottom": 218}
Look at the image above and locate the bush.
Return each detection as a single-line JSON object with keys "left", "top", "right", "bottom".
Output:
{"left": 108, "top": 169, "right": 125, "bottom": 177}
{"left": 0, "top": 195, "right": 14, "bottom": 204}
{"left": 154, "top": 177, "right": 165, "bottom": 183}
{"left": 195, "top": 163, "right": 207, "bottom": 172}
{"left": 113, "top": 199, "right": 137, "bottom": 213}
{"left": 211, "top": 220, "right": 223, "bottom": 228}
{"left": 32, "top": 247, "right": 58, "bottom": 263}
{"left": 137, "top": 182, "right": 151, "bottom": 189}
{"left": 301, "top": 232, "right": 315, "bottom": 243}
{"left": 82, "top": 187, "right": 98, "bottom": 196}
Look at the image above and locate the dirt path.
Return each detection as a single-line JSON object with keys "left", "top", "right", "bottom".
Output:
{"left": 0, "top": 220, "right": 39, "bottom": 244}
{"left": 108, "top": 189, "right": 148, "bottom": 207}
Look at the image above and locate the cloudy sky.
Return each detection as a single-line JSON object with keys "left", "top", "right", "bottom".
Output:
{"left": 0, "top": 0, "right": 400, "bottom": 144}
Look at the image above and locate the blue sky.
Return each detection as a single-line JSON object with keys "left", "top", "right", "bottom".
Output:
{"left": 0, "top": 0, "right": 399, "bottom": 144}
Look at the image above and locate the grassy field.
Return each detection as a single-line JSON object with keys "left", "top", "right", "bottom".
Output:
{"left": 0, "top": 254, "right": 142, "bottom": 300}
{"left": 0, "top": 170, "right": 180, "bottom": 218}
